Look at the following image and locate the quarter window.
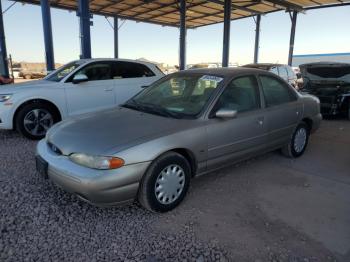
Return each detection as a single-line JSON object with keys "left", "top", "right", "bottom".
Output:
{"left": 260, "top": 75, "right": 296, "bottom": 106}
{"left": 216, "top": 75, "right": 260, "bottom": 112}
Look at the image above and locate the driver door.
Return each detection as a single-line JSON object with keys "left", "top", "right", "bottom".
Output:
{"left": 206, "top": 75, "right": 268, "bottom": 171}
{"left": 64, "top": 62, "right": 116, "bottom": 116}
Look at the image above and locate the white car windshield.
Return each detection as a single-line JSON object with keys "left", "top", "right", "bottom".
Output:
{"left": 124, "top": 73, "right": 224, "bottom": 118}
{"left": 45, "top": 61, "right": 84, "bottom": 82}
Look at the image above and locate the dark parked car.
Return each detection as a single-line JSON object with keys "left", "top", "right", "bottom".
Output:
{"left": 300, "top": 62, "right": 350, "bottom": 119}
{"left": 243, "top": 63, "right": 298, "bottom": 88}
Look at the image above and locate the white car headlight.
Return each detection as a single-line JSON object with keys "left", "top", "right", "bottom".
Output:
{"left": 69, "top": 153, "right": 124, "bottom": 170}
{"left": 0, "top": 94, "right": 12, "bottom": 102}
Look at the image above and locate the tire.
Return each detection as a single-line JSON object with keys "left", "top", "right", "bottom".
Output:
{"left": 281, "top": 122, "right": 310, "bottom": 158}
{"left": 15, "top": 102, "right": 59, "bottom": 140}
{"left": 138, "top": 152, "right": 191, "bottom": 212}
{"left": 24, "top": 74, "right": 31, "bottom": 80}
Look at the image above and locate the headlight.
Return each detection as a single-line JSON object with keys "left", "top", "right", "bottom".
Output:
{"left": 69, "top": 153, "right": 124, "bottom": 170}
{"left": 0, "top": 94, "right": 12, "bottom": 102}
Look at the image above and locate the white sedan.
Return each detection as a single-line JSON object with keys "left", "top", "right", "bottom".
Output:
{"left": 0, "top": 58, "right": 164, "bottom": 139}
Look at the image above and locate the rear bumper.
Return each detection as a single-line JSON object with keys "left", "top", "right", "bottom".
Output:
{"left": 36, "top": 140, "right": 151, "bottom": 206}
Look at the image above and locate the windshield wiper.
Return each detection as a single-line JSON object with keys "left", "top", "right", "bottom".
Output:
{"left": 122, "top": 99, "right": 144, "bottom": 111}
{"left": 141, "top": 103, "right": 182, "bottom": 119}
{"left": 123, "top": 100, "right": 181, "bottom": 119}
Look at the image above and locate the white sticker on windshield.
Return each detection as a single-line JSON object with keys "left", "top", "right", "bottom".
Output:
{"left": 200, "top": 75, "right": 223, "bottom": 83}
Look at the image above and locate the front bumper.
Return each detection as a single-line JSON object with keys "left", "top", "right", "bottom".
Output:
{"left": 0, "top": 103, "right": 13, "bottom": 129}
{"left": 36, "top": 140, "right": 151, "bottom": 206}
{"left": 311, "top": 113, "right": 322, "bottom": 133}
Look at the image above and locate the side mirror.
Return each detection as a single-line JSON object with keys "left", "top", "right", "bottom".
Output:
{"left": 215, "top": 108, "right": 238, "bottom": 119}
{"left": 296, "top": 73, "right": 302, "bottom": 79}
{"left": 72, "top": 74, "right": 88, "bottom": 84}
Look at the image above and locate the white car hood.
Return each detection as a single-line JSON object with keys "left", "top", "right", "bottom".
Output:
{"left": 0, "top": 80, "right": 57, "bottom": 93}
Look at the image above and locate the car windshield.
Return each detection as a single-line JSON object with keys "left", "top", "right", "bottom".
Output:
{"left": 123, "top": 74, "right": 224, "bottom": 118}
{"left": 44, "top": 61, "right": 84, "bottom": 82}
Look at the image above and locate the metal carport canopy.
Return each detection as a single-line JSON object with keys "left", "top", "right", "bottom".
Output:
{"left": 12, "top": 0, "right": 350, "bottom": 29}
{"left": 3, "top": 0, "right": 349, "bottom": 74}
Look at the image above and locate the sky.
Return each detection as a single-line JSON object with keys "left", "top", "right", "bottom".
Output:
{"left": 1, "top": 0, "right": 350, "bottom": 66}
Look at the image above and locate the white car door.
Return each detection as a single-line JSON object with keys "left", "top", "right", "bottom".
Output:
{"left": 110, "top": 61, "right": 160, "bottom": 105}
{"left": 64, "top": 62, "right": 116, "bottom": 116}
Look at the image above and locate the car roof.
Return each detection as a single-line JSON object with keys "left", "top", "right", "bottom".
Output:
{"left": 176, "top": 67, "right": 269, "bottom": 77}
{"left": 242, "top": 63, "right": 287, "bottom": 69}
{"left": 71, "top": 58, "right": 158, "bottom": 67}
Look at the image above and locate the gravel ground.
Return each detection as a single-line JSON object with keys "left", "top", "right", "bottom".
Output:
{"left": 0, "top": 120, "right": 349, "bottom": 261}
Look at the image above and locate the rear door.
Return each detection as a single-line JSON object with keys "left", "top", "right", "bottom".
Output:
{"left": 206, "top": 75, "right": 268, "bottom": 170}
{"left": 64, "top": 61, "right": 116, "bottom": 116}
{"left": 111, "top": 61, "right": 161, "bottom": 105}
{"left": 258, "top": 74, "right": 302, "bottom": 148}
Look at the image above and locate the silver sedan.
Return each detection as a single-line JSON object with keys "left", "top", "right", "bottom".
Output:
{"left": 36, "top": 68, "right": 322, "bottom": 212}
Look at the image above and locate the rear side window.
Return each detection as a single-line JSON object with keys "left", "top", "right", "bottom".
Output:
{"left": 111, "top": 62, "right": 155, "bottom": 79}
{"left": 260, "top": 75, "right": 296, "bottom": 107}
{"left": 216, "top": 75, "right": 260, "bottom": 112}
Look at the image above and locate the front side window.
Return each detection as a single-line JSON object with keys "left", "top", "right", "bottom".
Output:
{"left": 123, "top": 74, "right": 223, "bottom": 118}
{"left": 215, "top": 75, "right": 260, "bottom": 113}
{"left": 74, "top": 62, "right": 112, "bottom": 81}
{"left": 269, "top": 66, "right": 279, "bottom": 75}
{"left": 45, "top": 61, "right": 83, "bottom": 82}
{"left": 278, "top": 66, "right": 288, "bottom": 80}
{"left": 111, "top": 62, "right": 155, "bottom": 79}
{"left": 286, "top": 66, "right": 296, "bottom": 79}
{"left": 260, "top": 75, "right": 296, "bottom": 107}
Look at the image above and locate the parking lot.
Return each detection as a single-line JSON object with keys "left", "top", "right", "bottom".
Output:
{"left": 0, "top": 119, "right": 349, "bottom": 261}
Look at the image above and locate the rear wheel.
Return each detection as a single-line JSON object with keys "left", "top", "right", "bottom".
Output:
{"left": 138, "top": 152, "right": 191, "bottom": 212}
{"left": 281, "top": 122, "right": 310, "bottom": 158}
{"left": 24, "top": 74, "right": 31, "bottom": 79}
{"left": 16, "top": 102, "right": 59, "bottom": 140}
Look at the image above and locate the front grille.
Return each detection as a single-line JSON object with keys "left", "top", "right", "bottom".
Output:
{"left": 47, "top": 142, "right": 63, "bottom": 155}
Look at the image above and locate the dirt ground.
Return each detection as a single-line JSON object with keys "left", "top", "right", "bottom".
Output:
{"left": 0, "top": 119, "right": 349, "bottom": 261}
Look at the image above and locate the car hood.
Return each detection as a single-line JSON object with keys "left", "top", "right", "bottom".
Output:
{"left": 47, "top": 107, "right": 187, "bottom": 156}
{"left": 300, "top": 63, "right": 350, "bottom": 84}
{"left": 0, "top": 80, "right": 56, "bottom": 93}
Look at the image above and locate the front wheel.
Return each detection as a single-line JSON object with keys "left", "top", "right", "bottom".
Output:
{"left": 138, "top": 152, "right": 191, "bottom": 212}
{"left": 281, "top": 122, "right": 310, "bottom": 158}
{"left": 16, "top": 102, "right": 59, "bottom": 140}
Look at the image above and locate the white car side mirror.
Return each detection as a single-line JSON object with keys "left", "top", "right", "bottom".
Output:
{"left": 72, "top": 74, "right": 88, "bottom": 84}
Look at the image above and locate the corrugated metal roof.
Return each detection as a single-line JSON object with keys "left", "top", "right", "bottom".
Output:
{"left": 12, "top": 0, "right": 350, "bottom": 28}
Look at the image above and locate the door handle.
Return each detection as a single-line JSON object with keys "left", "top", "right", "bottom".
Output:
{"left": 104, "top": 88, "right": 113, "bottom": 91}
{"left": 256, "top": 116, "right": 264, "bottom": 125}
